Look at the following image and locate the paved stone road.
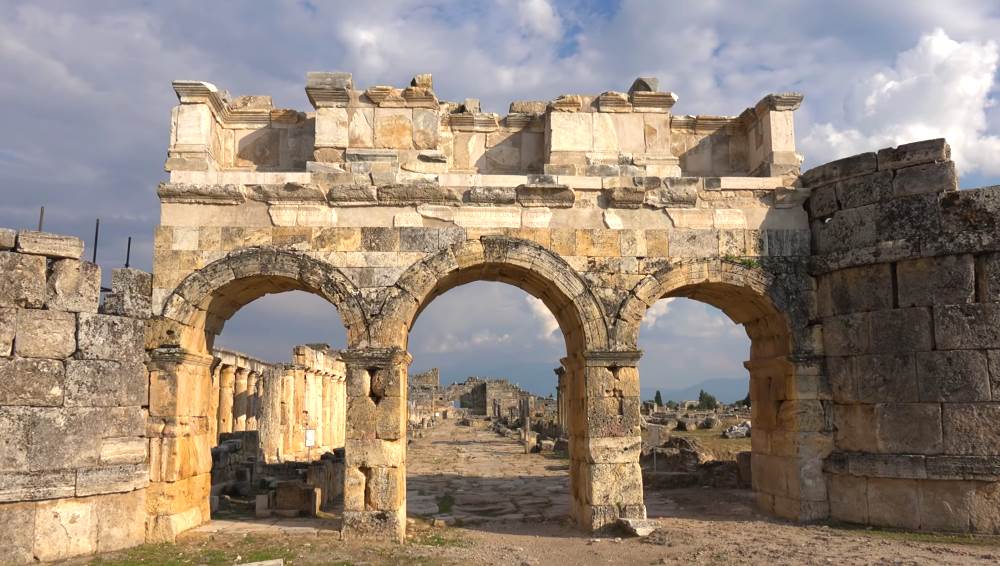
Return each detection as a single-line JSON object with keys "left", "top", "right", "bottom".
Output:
{"left": 406, "top": 418, "right": 572, "bottom": 524}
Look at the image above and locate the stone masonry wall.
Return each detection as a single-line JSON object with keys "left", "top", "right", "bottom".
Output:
{"left": 0, "top": 228, "right": 151, "bottom": 563}
{"left": 805, "top": 139, "right": 1000, "bottom": 533}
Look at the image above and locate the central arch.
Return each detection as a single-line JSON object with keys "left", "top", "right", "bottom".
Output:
{"left": 340, "top": 236, "right": 646, "bottom": 540}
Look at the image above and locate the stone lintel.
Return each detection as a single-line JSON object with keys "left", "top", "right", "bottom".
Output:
{"left": 148, "top": 347, "right": 215, "bottom": 368}
{"left": 583, "top": 350, "right": 642, "bottom": 367}
{"left": 340, "top": 347, "right": 411, "bottom": 367}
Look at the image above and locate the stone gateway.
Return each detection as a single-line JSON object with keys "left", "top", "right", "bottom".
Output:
{"left": 2, "top": 71, "right": 1000, "bottom": 562}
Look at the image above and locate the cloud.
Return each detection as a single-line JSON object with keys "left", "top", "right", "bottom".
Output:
{"left": 515, "top": 0, "right": 563, "bottom": 41}
{"left": 801, "top": 29, "right": 1000, "bottom": 176}
{"left": 641, "top": 298, "right": 675, "bottom": 329}
{"left": 525, "top": 296, "right": 560, "bottom": 342}
{"left": 418, "top": 330, "right": 513, "bottom": 354}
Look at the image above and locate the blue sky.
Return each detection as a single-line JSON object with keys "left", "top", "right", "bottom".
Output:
{"left": 1, "top": 1, "right": 998, "bottom": 400}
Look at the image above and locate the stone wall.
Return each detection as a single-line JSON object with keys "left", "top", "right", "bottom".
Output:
{"left": 805, "top": 139, "right": 1000, "bottom": 532}
{"left": 0, "top": 229, "right": 151, "bottom": 563}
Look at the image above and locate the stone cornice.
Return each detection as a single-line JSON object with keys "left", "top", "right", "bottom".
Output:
{"left": 583, "top": 349, "right": 643, "bottom": 366}
{"left": 172, "top": 80, "right": 272, "bottom": 127}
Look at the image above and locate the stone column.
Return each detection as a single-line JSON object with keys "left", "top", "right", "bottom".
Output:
{"left": 575, "top": 350, "right": 645, "bottom": 532}
{"left": 246, "top": 370, "right": 259, "bottom": 431}
{"left": 258, "top": 371, "right": 283, "bottom": 463}
{"left": 280, "top": 367, "right": 295, "bottom": 460}
{"left": 555, "top": 365, "right": 567, "bottom": 437}
{"left": 209, "top": 361, "right": 221, "bottom": 441}
{"left": 218, "top": 364, "right": 235, "bottom": 435}
{"left": 322, "top": 373, "right": 333, "bottom": 451}
{"left": 233, "top": 367, "right": 249, "bottom": 432}
{"left": 341, "top": 348, "right": 409, "bottom": 542}
{"left": 146, "top": 348, "right": 215, "bottom": 542}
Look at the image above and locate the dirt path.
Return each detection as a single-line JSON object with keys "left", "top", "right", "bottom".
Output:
{"left": 78, "top": 418, "right": 1000, "bottom": 565}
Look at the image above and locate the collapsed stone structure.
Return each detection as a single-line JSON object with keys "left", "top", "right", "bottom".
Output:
{"left": 3, "top": 70, "right": 1000, "bottom": 562}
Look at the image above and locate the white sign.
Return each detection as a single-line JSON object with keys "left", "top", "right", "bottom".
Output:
{"left": 304, "top": 429, "right": 316, "bottom": 448}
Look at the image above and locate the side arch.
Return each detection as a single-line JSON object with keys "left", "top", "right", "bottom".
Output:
{"left": 613, "top": 258, "right": 830, "bottom": 522}
{"left": 160, "top": 246, "right": 369, "bottom": 349}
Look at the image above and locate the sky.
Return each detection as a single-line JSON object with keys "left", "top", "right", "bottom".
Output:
{"left": 2, "top": 1, "right": 999, "bottom": 400}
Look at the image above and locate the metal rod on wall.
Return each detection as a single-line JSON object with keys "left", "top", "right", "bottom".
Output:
{"left": 37, "top": 206, "right": 44, "bottom": 231}
{"left": 125, "top": 236, "right": 132, "bottom": 268}
{"left": 92, "top": 218, "right": 100, "bottom": 264}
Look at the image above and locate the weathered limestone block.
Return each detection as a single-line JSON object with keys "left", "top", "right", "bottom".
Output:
{"left": 875, "top": 193, "right": 941, "bottom": 240}
{"left": 77, "top": 313, "right": 145, "bottom": 362}
{"left": 939, "top": 187, "right": 1000, "bottom": 235}
{"left": 95, "top": 489, "right": 147, "bottom": 553}
{"left": 33, "top": 498, "right": 97, "bottom": 561}
{"left": 896, "top": 254, "right": 974, "bottom": 307}
{"left": 548, "top": 112, "right": 593, "bottom": 152}
{"left": 934, "top": 303, "right": 1000, "bottom": 350}
{"left": 0, "top": 358, "right": 64, "bottom": 406}
{"left": 0, "top": 407, "right": 30, "bottom": 471}
{"left": 344, "top": 439, "right": 404, "bottom": 467}
{"left": 875, "top": 403, "right": 942, "bottom": 454}
{"left": 943, "top": 404, "right": 1000, "bottom": 455}
{"left": 0, "top": 470, "right": 76, "bottom": 502}
{"left": 342, "top": 509, "right": 404, "bottom": 542}
{"left": 365, "top": 466, "right": 403, "bottom": 511}
{"left": 76, "top": 463, "right": 149, "bottom": 496}
{"left": 412, "top": 108, "right": 439, "bottom": 150}
{"left": 855, "top": 354, "right": 918, "bottom": 404}
{"left": 65, "top": 360, "right": 147, "bottom": 407}
{"left": 816, "top": 264, "right": 892, "bottom": 317}
{"left": 0, "top": 501, "right": 36, "bottom": 563}
{"left": 833, "top": 404, "right": 876, "bottom": 452}
{"left": 869, "top": 307, "right": 932, "bottom": 354}
{"left": 877, "top": 139, "right": 949, "bottom": 171}
{"left": 800, "top": 152, "right": 877, "bottom": 188}
{"left": 644, "top": 178, "right": 699, "bottom": 208}
{"left": 467, "top": 185, "right": 516, "bottom": 204}
{"left": 0, "top": 228, "right": 15, "bottom": 250}
{"left": 605, "top": 187, "right": 645, "bottom": 209}
{"left": 0, "top": 252, "right": 46, "bottom": 308}
{"left": 46, "top": 259, "right": 101, "bottom": 313}
{"left": 828, "top": 474, "right": 868, "bottom": 524}
{"left": 100, "top": 437, "right": 148, "bottom": 465}
{"left": 915, "top": 350, "right": 990, "bottom": 402}
{"left": 374, "top": 108, "right": 413, "bottom": 149}
{"left": 249, "top": 182, "right": 327, "bottom": 203}
{"left": 15, "top": 309, "right": 76, "bottom": 358}
{"left": 28, "top": 408, "right": 102, "bottom": 471}
{"left": 156, "top": 183, "right": 245, "bottom": 204}
{"left": 101, "top": 268, "right": 152, "bottom": 319}
{"left": 585, "top": 462, "right": 644, "bottom": 505}
{"left": 327, "top": 184, "right": 378, "bottom": 205}
{"left": 811, "top": 205, "right": 877, "bottom": 254}
{"left": 316, "top": 107, "right": 349, "bottom": 148}
{"left": 378, "top": 183, "right": 460, "bottom": 205}
{"left": 516, "top": 184, "right": 575, "bottom": 208}
{"left": 834, "top": 170, "right": 893, "bottom": 210}
{"left": 866, "top": 478, "right": 919, "bottom": 530}
{"left": 16, "top": 231, "right": 84, "bottom": 259}
{"left": 669, "top": 229, "right": 719, "bottom": 258}
{"left": 892, "top": 160, "right": 957, "bottom": 197}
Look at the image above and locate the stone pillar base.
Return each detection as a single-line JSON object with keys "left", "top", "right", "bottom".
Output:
{"left": 342, "top": 509, "right": 405, "bottom": 542}
{"left": 146, "top": 501, "right": 209, "bottom": 543}
{"left": 576, "top": 503, "right": 647, "bottom": 532}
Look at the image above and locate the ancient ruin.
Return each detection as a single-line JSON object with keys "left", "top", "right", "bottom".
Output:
{"left": 2, "top": 70, "right": 1000, "bottom": 562}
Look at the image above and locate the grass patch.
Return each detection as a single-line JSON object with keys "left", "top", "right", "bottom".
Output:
{"left": 672, "top": 427, "right": 751, "bottom": 460}
{"left": 722, "top": 254, "right": 761, "bottom": 269}
{"left": 87, "top": 539, "right": 296, "bottom": 566}
{"left": 436, "top": 492, "right": 455, "bottom": 514}
{"left": 412, "top": 531, "right": 465, "bottom": 548}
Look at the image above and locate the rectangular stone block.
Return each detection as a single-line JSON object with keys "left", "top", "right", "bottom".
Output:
{"left": 101, "top": 268, "right": 152, "bottom": 319}
{"left": 33, "top": 497, "right": 97, "bottom": 561}
{"left": 855, "top": 354, "right": 918, "bottom": 404}
{"left": 76, "top": 463, "right": 149, "bottom": 496}
{"left": 375, "top": 396, "right": 403, "bottom": 441}
{"left": 316, "top": 107, "right": 349, "bottom": 148}
{"left": 0, "top": 501, "right": 36, "bottom": 564}
{"left": 582, "top": 436, "right": 641, "bottom": 464}
{"left": 875, "top": 193, "right": 940, "bottom": 240}
{"left": 815, "top": 264, "right": 892, "bottom": 317}
{"left": 365, "top": 466, "right": 403, "bottom": 511}
{"left": 64, "top": 360, "right": 147, "bottom": 407}
{"left": 344, "top": 439, "right": 404, "bottom": 467}
{"left": 877, "top": 138, "right": 949, "bottom": 171}
{"left": 144, "top": 472, "right": 211, "bottom": 516}
{"left": 348, "top": 107, "right": 374, "bottom": 148}
{"left": 14, "top": 308, "right": 76, "bottom": 358}
{"left": 847, "top": 453, "right": 926, "bottom": 479}
{"left": 76, "top": 313, "right": 145, "bottom": 362}
{"left": 915, "top": 350, "right": 990, "bottom": 402}
{"left": 897, "top": 254, "right": 974, "bottom": 307}
{"left": 585, "top": 396, "right": 641, "bottom": 437}
{"left": 360, "top": 227, "right": 400, "bottom": 252}
{"left": 869, "top": 307, "right": 932, "bottom": 354}
{"left": 876, "top": 403, "right": 941, "bottom": 454}
{"left": 833, "top": 404, "right": 876, "bottom": 452}
{"left": 892, "top": 160, "right": 957, "bottom": 197}
{"left": 866, "top": 477, "right": 919, "bottom": 530}
{"left": 95, "top": 489, "right": 147, "bottom": 553}
{"left": 926, "top": 455, "right": 1000, "bottom": 479}
{"left": 834, "top": 170, "right": 892, "bottom": 210}
{"left": 935, "top": 303, "right": 1000, "bottom": 350}
{"left": 0, "top": 470, "right": 76, "bottom": 502}
{"left": 977, "top": 253, "right": 1000, "bottom": 302}
{"left": 0, "top": 252, "right": 46, "bottom": 309}
{"left": 0, "top": 358, "right": 64, "bottom": 406}
{"left": 0, "top": 228, "right": 15, "bottom": 249}
{"left": 800, "top": 152, "right": 877, "bottom": 188}
{"left": 584, "top": 462, "right": 643, "bottom": 506}
{"left": 46, "top": 259, "right": 101, "bottom": 313}
{"left": 28, "top": 408, "right": 101, "bottom": 471}
{"left": 16, "top": 230, "right": 84, "bottom": 259}
{"left": 812, "top": 205, "right": 878, "bottom": 255}
{"left": 822, "top": 312, "right": 870, "bottom": 356}
{"left": 918, "top": 479, "right": 973, "bottom": 532}
{"left": 100, "top": 437, "right": 148, "bottom": 465}
{"left": 0, "top": 306, "right": 13, "bottom": 356}
{"left": 374, "top": 108, "right": 413, "bottom": 149}
{"left": 943, "top": 403, "right": 1000, "bottom": 455}
{"left": 828, "top": 473, "right": 867, "bottom": 524}
{"left": 548, "top": 112, "right": 593, "bottom": 152}
{"left": 0, "top": 407, "right": 30, "bottom": 472}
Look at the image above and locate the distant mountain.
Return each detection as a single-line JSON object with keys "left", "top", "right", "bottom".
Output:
{"left": 641, "top": 378, "right": 749, "bottom": 405}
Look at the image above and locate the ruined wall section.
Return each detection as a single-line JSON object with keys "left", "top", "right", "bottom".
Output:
{"left": 806, "top": 139, "right": 1000, "bottom": 533}
{"left": 0, "top": 229, "right": 151, "bottom": 563}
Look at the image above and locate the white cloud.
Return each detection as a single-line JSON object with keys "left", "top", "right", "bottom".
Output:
{"left": 515, "top": 0, "right": 562, "bottom": 41}
{"left": 419, "top": 330, "right": 512, "bottom": 354}
{"left": 641, "top": 298, "right": 675, "bottom": 329}
{"left": 802, "top": 29, "right": 1000, "bottom": 176}
{"left": 525, "top": 296, "right": 560, "bottom": 342}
